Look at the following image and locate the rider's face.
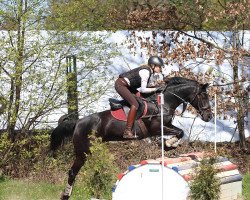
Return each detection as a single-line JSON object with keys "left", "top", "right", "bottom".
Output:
{"left": 153, "top": 65, "right": 162, "bottom": 73}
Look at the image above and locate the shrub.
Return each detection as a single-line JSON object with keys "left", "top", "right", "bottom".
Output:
{"left": 82, "top": 133, "right": 119, "bottom": 200}
{"left": 189, "top": 157, "right": 220, "bottom": 200}
{"left": 0, "top": 131, "right": 73, "bottom": 183}
{"left": 0, "top": 132, "right": 51, "bottom": 178}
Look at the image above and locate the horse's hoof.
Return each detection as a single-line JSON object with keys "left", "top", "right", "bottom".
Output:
{"left": 165, "top": 136, "right": 178, "bottom": 147}
{"left": 165, "top": 141, "right": 171, "bottom": 147}
{"left": 60, "top": 193, "right": 69, "bottom": 200}
{"left": 171, "top": 139, "right": 182, "bottom": 147}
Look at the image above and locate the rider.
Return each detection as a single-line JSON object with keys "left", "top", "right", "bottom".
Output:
{"left": 115, "top": 56, "right": 165, "bottom": 139}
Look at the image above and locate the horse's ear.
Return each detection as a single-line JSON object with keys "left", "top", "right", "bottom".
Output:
{"left": 202, "top": 83, "right": 209, "bottom": 90}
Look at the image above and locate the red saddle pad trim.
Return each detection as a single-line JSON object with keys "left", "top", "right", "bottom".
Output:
{"left": 111, "top": 100, "right": 148, "bottom": 121}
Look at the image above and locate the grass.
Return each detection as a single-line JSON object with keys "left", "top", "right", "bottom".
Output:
{"left": 243, "top": 172, "right": 250, "bottom": 200}
{"left": 0, "top": 177, "right": 88, "bottom": 200}
{"left": 0, "top": 173, "right": 250, "bottom": 200}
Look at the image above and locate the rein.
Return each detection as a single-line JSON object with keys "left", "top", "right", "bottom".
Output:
{"left": 156, "top": 83, "right": 209, "bottom": 117}
{"left": 141, "top": 101, "right": 175, "bottom": 120}
{"left": 141, "top": 83, "right": 193, "bottom": 120}
{"left": 162, "top": 84, "right": 199, "bottom": 115}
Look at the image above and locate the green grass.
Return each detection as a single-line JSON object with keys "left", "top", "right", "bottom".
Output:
{"left": 0, "top": 173, "right": 250, "bottom": 200}
{"left": 0, "top": 177, "right": 88, "bottom": 200}
{"left": 243, "top": 172, "right": 250, "bottom": 200}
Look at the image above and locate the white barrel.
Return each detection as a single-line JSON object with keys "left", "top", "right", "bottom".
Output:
{"left": 112, "top": 161, "right": 189, "bottom": 200}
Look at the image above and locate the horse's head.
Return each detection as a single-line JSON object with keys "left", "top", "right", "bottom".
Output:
{"left": 190, "top": 83, "right": 212, "bottom": 122}
{"left": 145, "top": 77, "right": 213, "bottom": 122}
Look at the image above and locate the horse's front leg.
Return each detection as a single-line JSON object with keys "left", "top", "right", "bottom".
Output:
{"left": 163, "top": 124, "right": 184, "bottom": 138}
{"left": 61, "top": 155, "right": 86, "bottom": 200}
{"left": 163, "top": 124, "right": 184, "bottom": 147}
{"left": 61, "top": 130, "right": 89, "bottom": 200}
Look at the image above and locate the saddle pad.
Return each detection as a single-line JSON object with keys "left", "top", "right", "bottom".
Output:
{"left": 111, "top": 101, "right": 148, "bottom": 121}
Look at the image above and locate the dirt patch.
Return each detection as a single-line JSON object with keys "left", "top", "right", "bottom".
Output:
{"left": 107, "top": 137, "right": 250, "bottom": 174}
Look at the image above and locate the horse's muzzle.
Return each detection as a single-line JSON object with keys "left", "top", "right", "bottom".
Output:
{"left": 200, "top": 108, "right": 213, "bottom": 122}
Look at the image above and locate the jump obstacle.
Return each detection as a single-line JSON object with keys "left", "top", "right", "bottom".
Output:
{"left": 112, "top": 152, "right": 242, "bottom": 200}
{"left": 112, "top": 94, "right": 242, "bottom": 200}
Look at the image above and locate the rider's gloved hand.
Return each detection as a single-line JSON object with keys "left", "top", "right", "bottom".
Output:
{"left": 155, "top": 85, "right": 165, "bottom": 93}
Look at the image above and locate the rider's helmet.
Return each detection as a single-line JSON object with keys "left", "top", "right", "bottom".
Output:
{"left": 148, "top": 56, "right": 164, "bottom": 67}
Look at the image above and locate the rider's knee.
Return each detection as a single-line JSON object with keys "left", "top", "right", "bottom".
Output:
{"left": 132, "top": 102, "right": 139, "bottom": 110}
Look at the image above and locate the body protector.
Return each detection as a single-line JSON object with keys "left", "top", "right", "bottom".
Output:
{"left": 119, "top": 66, "right": 151, "bottom": 88}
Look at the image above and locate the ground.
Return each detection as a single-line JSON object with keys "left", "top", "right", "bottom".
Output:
{"left": 107, "top": 137, "right": 250, "bottom": 174}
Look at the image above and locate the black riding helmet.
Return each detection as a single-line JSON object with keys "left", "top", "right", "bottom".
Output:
{"left": 148, "top": 56, "right": 164, "bottom": 67}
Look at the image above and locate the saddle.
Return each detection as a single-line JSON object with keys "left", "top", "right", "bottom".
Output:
{"left": 109, "top": 96, "right": 148, "bottom": 137}
{"left": 109, "top": 96, "right": 147, "bottom": 121}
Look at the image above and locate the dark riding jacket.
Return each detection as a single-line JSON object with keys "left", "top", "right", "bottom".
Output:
{"left": 119, "top": 66, "right": 152, "bottom": 88}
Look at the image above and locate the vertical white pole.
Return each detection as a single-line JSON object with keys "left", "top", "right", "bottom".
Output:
{"left": 160, "top": 92, "right": 164, "bottom": 200}
{"left": 214, "top": 93, "right": 217, "bottom": 154}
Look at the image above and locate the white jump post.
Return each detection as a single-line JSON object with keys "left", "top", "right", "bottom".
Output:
{"left": 158, "top": 92, "right": 165, "bottom": 200}
{"left": 214, "top": 93, "right": 217, "bottom": 154}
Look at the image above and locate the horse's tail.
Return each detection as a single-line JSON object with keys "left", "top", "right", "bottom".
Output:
{"left": 50, "top": 119, "right": 77, "bottom": 151}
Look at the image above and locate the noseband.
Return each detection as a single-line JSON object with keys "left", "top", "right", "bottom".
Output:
{"left": 193, "top": 91, "right": 211, "bottom": 116}
{"left": 164, "top": 84, "right": 210, "bottom": 116}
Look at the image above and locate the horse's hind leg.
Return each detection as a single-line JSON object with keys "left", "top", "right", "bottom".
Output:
{"left": 61, "top": 133, "right": 89, "bottom": 200}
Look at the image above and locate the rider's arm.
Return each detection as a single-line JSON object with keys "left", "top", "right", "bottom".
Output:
{"left": 148, "top": 73, "right": 164, "bottom": 87}
{"left": 138, "top": 69, "right": 157, "bottom": 93}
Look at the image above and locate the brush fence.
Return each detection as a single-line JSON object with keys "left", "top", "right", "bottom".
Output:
{"left": 112, "top": 152, "right": 242, "bottom": 200}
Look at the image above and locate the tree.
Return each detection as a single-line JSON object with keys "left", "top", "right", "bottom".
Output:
{"left": 171, "top": 0, "right": 250, "bottom": 148}
{"left": 45, "top": 0, "right": 122, "bottom": 30}
{"left": 45, "top": 0, "right": 183, "bottom": 30}
{"left": 124, "top": 0, "right": 250, "bottom": 148}
{"left": 0, "top": 0, "right": 118, "bottom": 140}
{"left": 0, "top": 95, "right": 7, "bottom": 115}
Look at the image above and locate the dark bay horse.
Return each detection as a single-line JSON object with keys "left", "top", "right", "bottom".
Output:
{"left": 50, "top": 77, "right": 212, "bottom": 200}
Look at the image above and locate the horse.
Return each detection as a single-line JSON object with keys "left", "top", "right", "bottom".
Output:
{"left": 50, "top": 77, "right": 212, "bottom": 200}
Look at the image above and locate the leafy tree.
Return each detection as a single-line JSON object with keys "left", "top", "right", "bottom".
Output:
{"left": 46, "top": 0, "right": 123, "bottom": 30}
{"left": 0, "top": 0, "right": 118, "bottom": 140}
{"left": 45, "top": 0, "right": 183, "bottom": 30}
{"left": 119, "top": 0, "right": 180, "bottom": 30}
{"left": 124, "top": 0, "right": 250, "bottom": 148}
{"left": 172, "top": 0, "right": 250, "bottom": 31}
{"left": 170, "top": 0, "right": 250, "bottom": 148}
{"left": 0, "top": 95, "right": 7, "bottom": 115}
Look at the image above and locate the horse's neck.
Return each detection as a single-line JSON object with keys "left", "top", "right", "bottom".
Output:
{"left": 164, "top": 84, "right": 197, "bottom": 109}
{"left": 143, "top": 83, "right": 197, "bottom": 109}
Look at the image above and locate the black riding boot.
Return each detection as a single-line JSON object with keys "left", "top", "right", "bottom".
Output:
{"left": 123, "top": 105, "right": 137, "bottom": 139}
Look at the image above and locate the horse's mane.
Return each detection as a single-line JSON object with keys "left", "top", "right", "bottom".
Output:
{"left": 167, "top": 77, "right": 197, "bottom": 87}
{"left": 142, "top": 77, "right": 198, "bottom": 100}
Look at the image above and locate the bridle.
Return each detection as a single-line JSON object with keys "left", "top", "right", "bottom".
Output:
{"left": 164, "top": 84, "right": 211, "bottom": 117}
{"left": 142, "top": 83, "right": 211, "bottom": 119}
{"left": 194, "top": 91, "right": 211, "bottom": 116}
